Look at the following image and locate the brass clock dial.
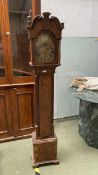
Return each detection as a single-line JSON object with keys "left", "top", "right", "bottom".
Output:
{"left": 34, "top": 33, "right": 55, "bottom": 64}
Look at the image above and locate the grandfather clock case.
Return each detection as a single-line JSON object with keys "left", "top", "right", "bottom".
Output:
{"left": 28, "top": 12, "right": 64, "bottom": 167}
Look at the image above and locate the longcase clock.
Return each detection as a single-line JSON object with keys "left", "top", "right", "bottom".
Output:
{"left": 27, "top": 12, "right": 64, "bottom": 167}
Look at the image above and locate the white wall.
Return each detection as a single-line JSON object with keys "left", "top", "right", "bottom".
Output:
{"left": 41, "top": 0, "right": 98, "bottom": 119}
{"left": 56, "top": 37, "right": 98, "bottom": 118}
{"left": 41, "top": 0, "right": 98, "bottom": 37}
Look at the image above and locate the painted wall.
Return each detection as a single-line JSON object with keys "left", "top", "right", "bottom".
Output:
{"left": 41, "top": 0, "right": 98, "bottom": 37}
{"left": 56, "top": 37, "right": 98, "bottom": 118}
{"left": 41, "top": 0, "right": 98, "bottom": 118}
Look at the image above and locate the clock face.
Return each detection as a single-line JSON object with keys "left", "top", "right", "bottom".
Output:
{"left": 34, "top": 33, "right": 55, "bottom": 64}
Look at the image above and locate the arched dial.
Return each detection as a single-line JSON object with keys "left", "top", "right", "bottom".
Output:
{"left": 34, "top": 32, "right": 55, "bottom": 64}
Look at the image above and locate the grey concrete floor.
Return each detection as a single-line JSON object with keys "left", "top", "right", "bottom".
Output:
{"left": 0, "top": 117, "right": 98, "bottom": 175}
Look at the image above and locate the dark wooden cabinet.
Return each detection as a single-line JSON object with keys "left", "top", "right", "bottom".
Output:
{"left": 0, "top": 0, "right": 41, "bottom": 142}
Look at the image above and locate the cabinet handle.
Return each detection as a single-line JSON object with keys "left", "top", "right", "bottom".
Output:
{"left": 13, "top": 88, "right": 17, "bottom": 90}
{"left": 6, "top": 32, "right": 10, "bottom": 35}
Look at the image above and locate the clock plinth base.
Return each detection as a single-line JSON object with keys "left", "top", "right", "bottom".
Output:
{"left": 32, "top": 131, "right": 59, "bottom": 167}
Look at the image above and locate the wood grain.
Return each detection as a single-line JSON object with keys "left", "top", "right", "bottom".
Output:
{"left": 0, "top": 0, "right": 41, "bottom": 142}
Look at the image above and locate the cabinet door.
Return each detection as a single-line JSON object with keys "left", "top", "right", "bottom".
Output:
{"left": 0, "top": 87, "right": 12, "bottom": 140}
{"left": 0, "top": 3, "right": 8, "bottom": 83}
{"left": 11, "top": 85, "right": 34, "bottom": 137}
{"left": 8, "top": 0, "right": 33, "bottom": 77}
{"left": 0, "top": 23, "right": 5, "bottom": 78}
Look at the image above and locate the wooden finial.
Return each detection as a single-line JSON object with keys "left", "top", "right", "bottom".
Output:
{"left": 42, "top": 12, "right": 51, "bottom": 19}
{"left": 27, "top": 9, "right": 32, "bottom": 27}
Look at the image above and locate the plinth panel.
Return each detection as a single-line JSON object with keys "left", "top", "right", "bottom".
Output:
{"left": 32, "top": 132, "right": 59, "bottom": 167}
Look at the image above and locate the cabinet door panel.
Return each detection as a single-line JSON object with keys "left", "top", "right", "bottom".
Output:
{"left": 8, "top": 0, "right": 32, "bottom": 76}
{"left": 18, "top": 93, "right": 33, "bottom": 129}
{"left": 11, "top": 85, "right": 34, "bottom": 136}
{"left": 0, "top": 6, "right": 6, "bottom": 78}
{"left": 0, "top": 88, "right": 12, "bottom": 139}
{"left": 0, "top": 26, "right": 5, "bottom": 77}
